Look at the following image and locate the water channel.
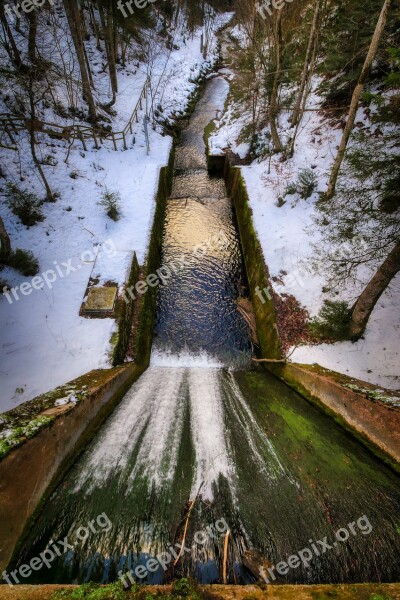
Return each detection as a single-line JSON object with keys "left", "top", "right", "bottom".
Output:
{"left": 13, "top": 74, "right": 400, "bottom": 587}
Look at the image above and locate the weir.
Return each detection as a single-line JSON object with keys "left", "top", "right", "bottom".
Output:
{"left": 11, "top": 75, "right": 400, "bottom": 588}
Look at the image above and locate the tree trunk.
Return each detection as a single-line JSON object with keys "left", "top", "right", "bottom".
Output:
{"left": 326, "top": 0, "right": 392, "bottom": 199}
{"left": 0, "top": 4, "right": 24, "bottom": 69}
{"left": 27, "top": 74, "right": 54, "bottom": 202}
{"left": 0, "top": 215, "right": 11, "bottom": 263}
{"left": 269, "top": 13, "right": 283, "bottom": 152}
{"left": 99, "top": 2, "right": 118, "bottom": 105}
{"left": 63, "top": 0, "right": 97, "bottom": 121}
{"left": 291, "top": 0, "right": 321, "bottom": 127}
{"left": 349, "top": 241, "right": 400, "bottom": 340}
{"left": 286, "top": 15, "right": 319, "bottom": 158}
{"left": 89, "top": 4, "right": 102, "bottom": 52}
{"left": 28, "top": 11, "right": 37, "bottom": 63}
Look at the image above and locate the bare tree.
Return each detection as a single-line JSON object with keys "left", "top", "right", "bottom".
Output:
{"left": 0, "top": 3, "right": 24, "bottom": 69}
{"left": 63, "top": 0, "right": 97, "bottom": 120}
{"left": 27, "top": 11, "right": 37, "bottom": 63}
{"left": 326, "top": 0, "right": 392, "bottom": 199}
{"left": 290, "top": 0, "right": 321, "bottom": 128}
{"left": 27, "top": 72, "right": 55, "bottom": 201}
{"left": 99, "top": 1, "right": 118, "bottom": 106}
{"left": 268, "top": 11, "right": 283, "bottom": 152}
{"left": 349, "top": 241, "right": 400, "bottom": 339}
{"left": 0, "top": 215, "right": 11, "bottom": 263}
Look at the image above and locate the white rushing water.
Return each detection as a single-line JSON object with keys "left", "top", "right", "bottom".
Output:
{"left": 73, "top": 367, "right": 293, "bottom": 502}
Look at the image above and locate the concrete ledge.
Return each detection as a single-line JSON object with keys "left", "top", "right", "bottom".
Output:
{"left": 224, "top": 164, "right": 282, "bottom": 360}
{"left": 0, "top": 363, "right": 146, "bottom": 572}
{"left": 270, "top": 362, "right": 400, "bottom": 471}
{"left": 0, "top": 583, "right": 399, "bottom": 599}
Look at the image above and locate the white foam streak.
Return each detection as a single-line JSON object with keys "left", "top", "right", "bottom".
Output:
{"left": 224, "top": 372, "right": 297, "bottom": 484}
{"left": 188, "top": 369, "right": 236, "bottom": 500}
{"left": 73, "top": 369, "right": 185, "bottom": 493}
{"left": 151, "top": 349, "right": 223, "bottom": 369}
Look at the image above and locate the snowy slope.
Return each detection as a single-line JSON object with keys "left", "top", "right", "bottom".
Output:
{"left": 210, "top": 43, "right": 400, "bottom": 390}
{"left": 0, "top": 12, "right": 230, "bottom": 411}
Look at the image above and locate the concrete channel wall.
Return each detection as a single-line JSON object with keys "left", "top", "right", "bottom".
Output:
{"left": 221, "top": 156, "right": 400, "bottom": 474}
{"left": 0, "top": 583, "right": 400, "bottom": 599}
{"left": 0, "top": 147, "right": 175, "bottom": 573}
{"left": 225, "top": 164, "right": 282, "bottom": 360}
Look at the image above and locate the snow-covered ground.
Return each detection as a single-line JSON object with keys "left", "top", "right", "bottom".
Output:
{"left": 210, "top": 34, "right": 400, "bottom": 391}
{"left": 0, "top": 12, "right": 231, "bottom": 412}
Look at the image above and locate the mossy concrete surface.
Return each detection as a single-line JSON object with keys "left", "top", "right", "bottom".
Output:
{"left": 0, "top": 145, "right": 176, "bottom": 574}
{"left": 0, "top": 364, "right": 146, "bottom": 573}
{"left": 0, "top": 583, "right": 399, "bottom": 599}
{"left": 216, "top": 153, "right": 400, "bottom": 473}
{"left": 224, "top": 165, "right": 281, "bottom": 360}
{"left": 269, "top": 362, "right": 400, "bottom": 472}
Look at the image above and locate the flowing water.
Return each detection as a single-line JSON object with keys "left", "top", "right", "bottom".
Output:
{"left": 13, "top": 75, "right": 400, "bottom": 587}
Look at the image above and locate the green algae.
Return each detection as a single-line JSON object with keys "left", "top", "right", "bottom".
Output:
{"left": 52, "top": 579, "right": 204, "bottom": 600}
{"left": 225, "top": 167, "right": 282, "bottom": 359}
{"left": 0, "top": 415, "right": 54, "bottom": 459}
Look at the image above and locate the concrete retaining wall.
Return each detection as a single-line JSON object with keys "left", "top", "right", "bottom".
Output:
{"left": 0, "top": 583, "right": 399, "bottom": 599}
{"left": 270, "top": 362, "right": 400, "bottom": 472}
{"left": 219, "top": 154, "right": 400, "bottom": 472}
{"left": 224, "top": 165, "right": 282, "bottom": 360}
{"left": 0, "top": 145, "right": 176, "bottom": 573}
{"left": 0, "top": 364, "right": 145, "bottom": 572}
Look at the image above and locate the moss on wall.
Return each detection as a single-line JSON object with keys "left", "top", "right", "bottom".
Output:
{"left": 225, "top": 166, "right": 281, "bottom": 360}
{"left": 133, "top": 146, "right": 175, "bottom": 367}
{"left": 112, "top": 254, "right": 141, "bottom": 366}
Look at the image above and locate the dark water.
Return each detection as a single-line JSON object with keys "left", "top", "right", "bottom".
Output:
{"left": 152, "top": 77, "right": 251, "bottom": 368}
{"left": 10, "top": 76, "right": 400, "bottom": 587}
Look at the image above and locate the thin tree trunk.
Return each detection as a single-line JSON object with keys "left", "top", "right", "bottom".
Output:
{"left": 83, "top": 42, "right": 95, "bottom": 88}
{"left": 28, "top": 74, "right": 54, "bottom": 201}
{"left": 89, "top": 4, "right": 102, "bottom": 51}
{"left": 349, "top": 241, "right": 400, "bottom": 340}
{"left": 326, "top": 0, "right": 392, "bottom": 199}
{"left": 99, "top": 2, "right": 118, "bottom": 105}
{"left": 0, "top": 5, "right": 24, "bottom": 69}
{"left": 79, "top": 0, "right": 88, "bottom": 39}
{"left": 269, "top": 13, "right": 283, "bottom": 152}
{"left": 121, "top": 41, "right": 127, "bottom": 67}
{"left": 28, "top": 12, "right": 37, "bottom": 63}
{"left": 291, "top": 0, "right": 321, "bottom": 127}
{"left": 0, "top": 215, "right": 11, "bottom": 263}
{"left": 63, "top": 0, "right": 97, "bottom": 121}
{"left": 286, "top": 20, "right": 319, "bottom": 158}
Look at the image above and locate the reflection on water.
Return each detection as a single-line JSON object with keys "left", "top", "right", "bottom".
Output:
{"left": 153, "top": 75, "right": 251, "bottom": 368}
{"left": 153, "top": 194, "right": 251, "bottom": 367}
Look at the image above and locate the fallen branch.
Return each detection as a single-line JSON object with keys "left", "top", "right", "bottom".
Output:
{"left": 252, "top": 346, "right": 298, "bottom": 364}
{"left": 252, "top": 358, "right": 287, "bottom": 363}
{"left": 174, "top": 482, "right": 204, "bottom": 567}
{"left": 222, "top": 529, "right": 230, "bottom": 584}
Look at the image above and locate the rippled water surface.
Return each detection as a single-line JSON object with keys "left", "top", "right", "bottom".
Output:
{"left": 153, "top": 76, "right": 251, "bottom": 367}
